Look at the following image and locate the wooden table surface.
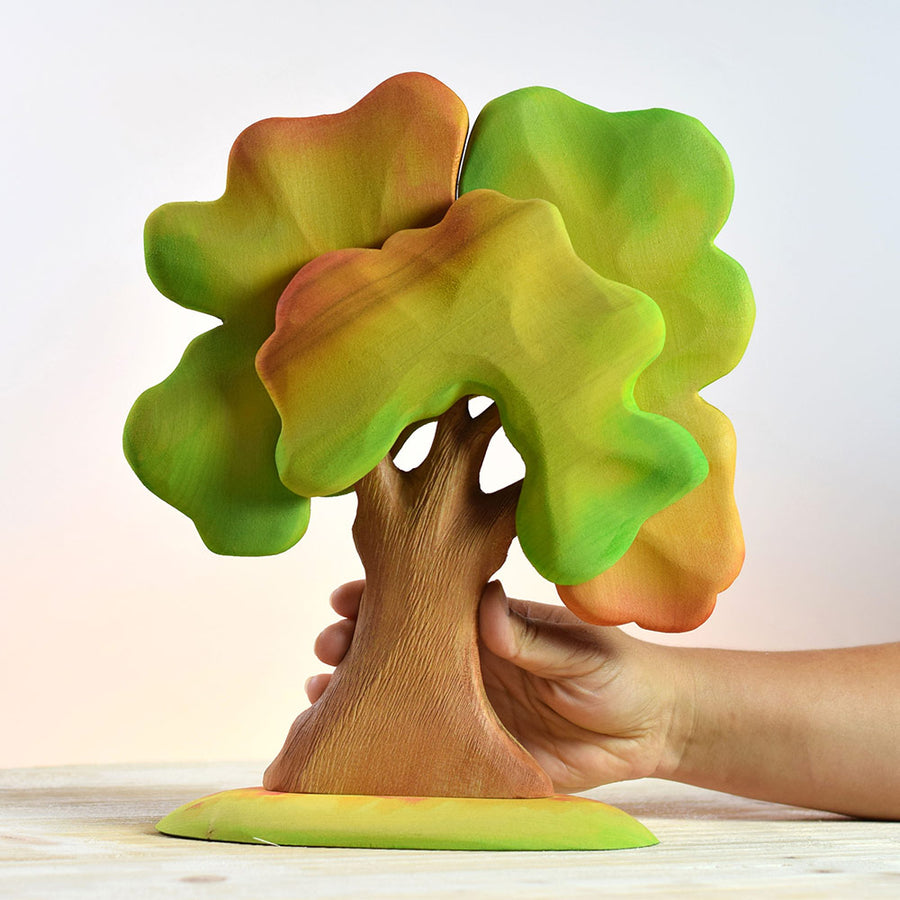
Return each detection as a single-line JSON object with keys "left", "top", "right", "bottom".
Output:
{"left": 2, "top": 762, "right": 898, "bottom": 898}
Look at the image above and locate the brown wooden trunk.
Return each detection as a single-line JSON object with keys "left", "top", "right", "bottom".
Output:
{"left": 263, "top": 400, "right": 553, "bottom": 798}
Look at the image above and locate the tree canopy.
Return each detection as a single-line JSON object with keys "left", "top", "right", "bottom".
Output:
{"left": 125, "top": 74, "right": 753, "bottom": 631}
{"left": 257, "top": 189, "right": 707, "bottom": 584}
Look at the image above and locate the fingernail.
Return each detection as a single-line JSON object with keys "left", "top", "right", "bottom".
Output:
{"left": 487, "top": 580, "right": 510, "bottom": 615}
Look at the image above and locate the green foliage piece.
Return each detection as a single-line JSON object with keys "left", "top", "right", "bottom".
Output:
{"left": 256, "top": 190, "right": 707, "bottom": 584}
{"left": 124, "top": 321, "right": 308, "bottom": 553}
{"left": 125, "top": 73, "right": 468, "bottom": 554}
{"left": 459, "top": 88, "right": 754, "bottom": 627}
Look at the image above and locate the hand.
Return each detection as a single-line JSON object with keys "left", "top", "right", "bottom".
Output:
{"left": 308, "top": 580, "right": 686, "bottom": 793}
{"left": 311, "top": 582, "right": 900, "bottom": 816}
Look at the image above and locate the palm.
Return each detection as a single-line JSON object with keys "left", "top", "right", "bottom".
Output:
{"left": 477, "top": 602, "right": 670, "bottom": 793}
{"left": 313, "top": 582, "right": 673, "bottom": 795}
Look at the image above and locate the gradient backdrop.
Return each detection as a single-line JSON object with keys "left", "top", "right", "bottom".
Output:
{"left": 2, "top": 0, "right": 898, "bottom": 768}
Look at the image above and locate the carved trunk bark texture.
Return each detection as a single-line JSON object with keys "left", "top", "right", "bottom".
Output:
{"left": 263, "top": 400, "right": 553, "bottom": 798}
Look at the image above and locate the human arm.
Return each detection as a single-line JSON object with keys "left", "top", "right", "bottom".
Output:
{"left": 664, "top": 640, "right": 900, "bottom": 819}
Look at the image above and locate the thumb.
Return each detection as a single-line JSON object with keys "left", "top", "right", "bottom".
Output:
{"left": 479, "top": 581, "right": 603, "bottom": 679}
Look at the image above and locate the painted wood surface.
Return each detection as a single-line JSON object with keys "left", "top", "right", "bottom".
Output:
{"left": 3, "top": 762, "right": 898, "bottom": 898}
{"left": 265, "top": 401, "right": 548, "bottom": 798}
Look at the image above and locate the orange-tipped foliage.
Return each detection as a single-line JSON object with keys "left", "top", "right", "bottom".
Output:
{"left": 460, "top": 88, "right": 754, "bottom": 630}
{"left": 257, "top": 190, "right": 707, "bottom": 584}
{"left": 124, "top": 74, "right": 467, "bottom": 554}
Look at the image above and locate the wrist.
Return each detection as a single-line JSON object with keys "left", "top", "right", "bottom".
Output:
{"left": 651, "top": 646, "right": 701, "bottom": 781}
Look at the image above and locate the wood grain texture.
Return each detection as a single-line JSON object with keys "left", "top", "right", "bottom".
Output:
{"left": 4, "top": 763, "right": 899, "bottom": 899}
{"left": 264, "top": 400, "right": 551, "bottom": 798}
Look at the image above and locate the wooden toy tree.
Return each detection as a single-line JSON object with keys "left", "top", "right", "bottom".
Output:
{"left": 125, "top": 73, "right": 753, "bottom": 849}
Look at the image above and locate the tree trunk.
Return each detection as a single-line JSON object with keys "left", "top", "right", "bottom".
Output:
{"left": 263, "top": 400, "right": 553, "bottom": 798}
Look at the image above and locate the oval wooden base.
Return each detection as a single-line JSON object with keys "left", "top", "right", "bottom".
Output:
{"left": 156, "top": 787, "right": 658, "bottom": 851}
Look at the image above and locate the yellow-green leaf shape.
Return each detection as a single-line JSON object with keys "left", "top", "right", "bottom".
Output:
{"left": 459, "top": 88, "right": 754, "bottom": 630}
{"left": 157, "top": 788, "right": 658, "bottom": 850}
{"left": 257, "top": 189, "right": 707, "bottom": 584}
{"left": 124, "top": 73, "right": 468, "bottom": 554}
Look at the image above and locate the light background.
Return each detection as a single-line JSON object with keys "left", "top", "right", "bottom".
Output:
{"left": 2, "top": 0, "right": 897, "bottom": 769}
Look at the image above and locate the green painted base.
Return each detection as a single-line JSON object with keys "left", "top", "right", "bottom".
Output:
{"left": 157, "top": 787, "right": 658, "bottom": 851}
